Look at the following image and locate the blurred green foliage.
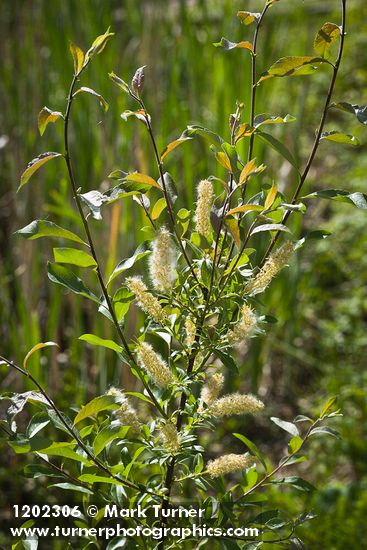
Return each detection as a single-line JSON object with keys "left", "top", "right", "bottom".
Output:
{"left": 1, "top": 0, "right": 367, "bottom": 548}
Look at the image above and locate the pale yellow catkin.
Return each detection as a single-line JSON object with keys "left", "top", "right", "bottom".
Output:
{"left": 246, "top": 241, "right": 294, "bottom": 295}
{"left": 137, "top": 342, "right": 176, "bottom": 387}
{"left": 160, "top": 421, "right": 180, "bottom": 454}
{"left": 209, "top": 393, "right": 264, "bottom": 417}
{"left": 116, "top": 396, "right": 140, "bottom": 433}
{"left": 195, "top": 179, "right": 213, "bottom": 238}
{"left": 126, "top": 276, "right": 167, "bottom": 324}
{"left": 200, "top": 372, "right": 225, "bottom": 406}
{"left": 207, "top": 454, "right": 254, "bottom": 478}
{"left": 149, "top": 227, "right": 177, "bottom": 292}
{"left": 227, "top": 304, "right": 256, "bottom": 344}
{"left": 185, "top": 317, "right": 196, "bottom": 349}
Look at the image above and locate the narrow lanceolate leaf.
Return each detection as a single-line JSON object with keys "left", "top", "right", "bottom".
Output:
{"left": 226, "top": 204, "right": 263, "bottom": 216}
{"left": 120, "top": 109, "right": 149, "bottom": 126}
{"left": 303, "top": 189, "right": 367, "bottom": 209}
{"left": 160, "top": 136, "right": 192, "bottom": 161}
{"left": 23, "top": 342, "right": 59, "bottom": 370}
{"left": 320, "top": 131, "right": 359, "bottom": 146}
{"left": 47, "top": 262, "right": 99, "bottom": 303}
{"left": 314, "top": 22, "right": 340, "bottom": 58}
{"left": 107, "top": 241, "right": 151, "bottom": 285}
{"left": 182, "top": 124, "right": 223, "bottom": 145}
{"left": 38, "top": 442, "right": 91, "bottom": 464}
{"left": 53, "top": 247, "right": 97, "bottom": 268}
{"left": 85, "top": 28, "right": 114, "bottom": 62}
{"left": 270, "top": 416, "right": 299, "bottom": 437}
{"left": 15, "top": 220, "right": 86, "bottom": 245}
{"left": 254, "top": 113, "right": 296, "bottom": 128}
{"left": 131, "top": 65, "right": 146, "bottom": 97}
{"left": 239, "top": 160, "right": 266, "bottom": 185}
{"left": 264, "top": 183, "right": 278, "bottom": 210}
{"left": 225, "top": 218, "right": 241, "bottom": 250}
{"left": 78, "top": 334, "right": 122, "bottom": 353}
{"left": 235, "top": 123, "right": 256, "bottom": 143}
{"left": 256, "top": 132, "right": 299, "bottom": 170}
{"left": 215, "top": 151, "right": 232, "bottom": 171}
{"left": 38, "top": 107, "right": 64, "bottom": 136}
{"left": 330, "top": 102, "right": 367, "bottom": 125}
{"left": 69, "top": 42, "right": 85, "bottom": 75}
{"left": 237, "top": 11, "right": 260, "bottom": 25}
{"left": 109, "top": 71, "right": 130, "bottom": 94}
{"left": 151, "top": 197, "right": 167, "bottom": 220}
{"left": 214, "top": 37, "right": 253, "bottom": 52}
{"left": 73, "top": 87, "right": 108, "bottom": 112}
{"left": 251, "top": 223, "right": 290, "bottom": 236}
{"left": 233, "top": 433, "right": 268, "bottom": 471}
{"left": 19, "top": 152, "right": 62, "bottom": 190}
{"left": 259, "top": 56, "right": 327, "bottom": 82}
{"left": 73, "top": 395, "right": 122, "bottom": 425}
{"left": 123, "top": 172, "right": 161, "bottom": 190}
{"left": 78, "top": 474, "right": 123, "bottom": 486}
{"left": 93, "top": 425, "right": 129, "bottom": 456}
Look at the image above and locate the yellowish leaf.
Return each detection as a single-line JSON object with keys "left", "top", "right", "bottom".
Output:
{"left": 160, "top": 137, "right": 192, "bottom": 161}
{"left": 264, "top": 183, "right": 278, "bottom": 210}
{"left": 124, "top": 172, "right": 161, "bottom": 190}
{"left": 69, "top": 42, "right": 84, "bottom": 75}
{"left": 23, "top": 342, "right": 59, "bottom": 370}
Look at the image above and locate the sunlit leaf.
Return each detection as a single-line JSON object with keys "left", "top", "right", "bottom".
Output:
{"left": 215, "top": 151, "right": 232, "bottom": 171}
{"left": 225, "top": 218, "right": 241, "bottom": 249}
{"left": 254, "top": 113, "right": 295, "bottom": 128}
{"left": 124, "top": 172, "right": 161, "bottom": 190}
{"left": 53, "top": 248, "right": 96, "bottom": 268}
{"left": 79, "top": 474, "right": 123, "bottom": 486}
{"left": 303, "top": 189, "right": 367, "bottom": 209}
{"left": 38, "top": 107, "right": 63, "bottom": 136}
{"left": 259, "top": 56, "right": 327, "bottom": 82}
{"left": 270, "top": 417, "right": 299, "bottom": 436}
{"left": 120, "top": 109, "right": 149, "bottom": 126}
{"left": 309, "top": 426, "right": 340, "bottom": 439}
{"left": 85, "top": 28, "right": 114, "bottom": 63}
{"left": 320, "top": 396, "right": 337, "bottom": 418}
{"left": 113, "top": 287, "right": 134, "bottom": 322}
{"left": 314, "top": 22, "right": 340, "bottom": 58}
{"left": 70, "top": 42, "right": 84, "bottom": 75}
{"left": 237, "top": 11, "right": 260, "bottom": 25}
{"left": 214, "top": 37, "right": 253, "bottom": 52}
{"left": 226, "top": 204, "right": 263, "bottom": 216}
{"left": 79, "top": 190, "right": 106, "bottom": 220}
{"left": 160, "top": 137, "right": 192, "bottom": 161}
{"left": 288, "top": 435, "right": 303, "bottom": 454}
{"left": 73, "top": 395, "right": 123, "bottom": 425}
{"left": 78, "top": 334, "right": 122, "bottom": 353}
{"left": 233, "top": 433, "right": 267, "bottom": 471}
{"left": 264, "top": 183, "right": 278, "bottom": 210}
{"left": 73, "top": 87, "right": 109, "bottom": 112}
{"left": 23, "top": 342, "right": 58, "bottom": 370}
{"left": 38, "top": 442, "right": 91, "bottom": 464}
{"left": 251, "top": 223, "right": 290, "bottom": 236}
{"left": 47, "top": 262, "right": 100, "bottom": 303}
{"left": 109, "top": 71, "right": 130, "bottom": 94}
{"left": 19, "top": 152, "right": 62, "bottom": 190}
{"left": 235, "top": 123, "right": 255, "bottom": 143}
{"left": 93, "top": 424, "right": 130, "bottom": 456}
{"left": 182, "top": 124, "right": 223, "bottom": 145}
{"left": 151, "top": 197, "right": 167, "bottom": 220}
{"left": 107, "top": 241, "right": 151, "bottom": 286}
{"left": 320, "top": 131, "right": 359, "bottom": 146}
{"left": 15, "top": 220, "right": 86, "bottom": 245}
{"left": 131, "top": 65, "right": 146, "bottom": 97}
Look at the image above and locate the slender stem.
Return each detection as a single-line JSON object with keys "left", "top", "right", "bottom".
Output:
{"left": 0, "top": 355, "right": 145, "bottom": 494}
{"left": 64, "top": 73, "right": 166, "bottom": 419}
{"left": 137, "top": 98, "right": 201, "bottom": 288}
{"left": 262, "top": 0, "right": 347, "bottom": 263}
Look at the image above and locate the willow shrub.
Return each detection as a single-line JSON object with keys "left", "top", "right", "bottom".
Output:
{"left": 1, "top": 1, "right": 366, "bottom": 548}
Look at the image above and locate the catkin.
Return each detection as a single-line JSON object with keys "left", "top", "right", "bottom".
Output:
{"left": 137, "top": 342, "right": 176, "bottom": 387}
{"left": 149, "top": 227, "right": 176, "bottom": 292}
{"left": 116, "top": 396, "right": 140, "bottom": 433}
{"left": 209, "top": 393, "right": 264, "bottom": 417}
{"left": 126, "top": 276, "right": 167, "bottom": 324}
{"left": 200, "top": 373, "right": 224, "bottom": 406}
{"left": 207, "top": 454, "right": 254, "bottom": 478}
{"left": 246, "top": 241, "right": 294, "bottom": 295}
{"left": 227, "top": 304, "right": 256, "bottom": 344}
{"left": 160, "top": 421, "right": 180, "bottom": 454}
{"left": 195, "top": 179, "right": 213, "bottom": 238}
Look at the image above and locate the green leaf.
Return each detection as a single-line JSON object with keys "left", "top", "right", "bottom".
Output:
{"left": 93, "top": 424, "right": 130, "bottom": 455}
{"left": 182, "top": 124, "right": 223, "bottom": 145}
{"left": 303, "top": 189, "right": 367, "bottom": 209}
{"left": 109, "top": 71, "right": 130, "bottom": 94}
{"left": 73, "top": 395, "right": 123, "bottom": 425}
{"left": 254, "top": 113, "right": 296, "bottom": 128}
{"left": 38, "top": 442, "right": 91, "bottom": 464}
{"left": 237, "top": 11, "right": 260, "bottom": 25}
{"left": 23, "top": 342, "right": 58, "bottom": 370}
{"left": 151, "top": 197, "right": 168, "bottom": 221}
{"left": 271, "top": 417, "right": 299, "bottom": 437}
{"left": 107, "top": 242, "right": 151, "bottom": 285}
{"left": 73, "top": 87, "right": 108, "bottom": 112}
{"left": 320, "top": 396, "right": 337, "bottom": 418}
{"left": 47, "top": 262, "right": 99, "bottom": 303}
{"left": 85, "top": 28, "right": 114, "bottom": 62}
{"left": 288, "top": 435, "right": 303, "bottom": 454}
{"left": 113, "top": 287, "right": 134, "bottom": 322}
{"left": 125, "top": 391, "right": 154, "bottom": 405}
{"left": 6, "top": 391, "right": 49, "bottom": 420}
{"left": 270, "top": 476, "right": 315, "bottom": 493}
{"left": 309, "top": 426, "right": 340, "bottom": 439}
{"left": 53, "top": 247, "right": 96, "bottom": 268}
{"left": 214, "top": 37, "right": 253, "bottom": 52}
{"left": 213, "top": 349, "right": 238, "bottom": 373}
{"left": 123, "top": 172, "right": 161, "bottom": 190}
{"left": 227, "top": 204, "right": 263, "bottom": 216}
{"left": 160, "top": 137, "right": 192, "bottom": 161}
{"left": 50, "top": 483, "right": 93, "bottom": 495}
{"left": 15, "top": 220, "right": 86, "bottom": 245}
{"left": 259, "top": 56, "right": 327, "bottom": 82}
{"left": 330, "top": 102, "right": 367, "bottom": 125}
{"left": 70, "top": 42, "right": 85, "bottom": 75}
{"left": 314, "top": 22, "right": 340, "bottom": 58}
{"left": 256, "top": 132, "right": 299, "bottom": 170}
{"left": 26, "top": 413, "right": 50, "bottom": 439}
{"left": 233, "top": 433, "right": 267, "bottom": 471}
{"left": 78, "top": 474, "right": 123, "bottom": 486}
{"left": 38, "top": 107, "right": 63, "bottom": 136}
{"left": 320, "top": 131, "right": 359, "bottom": 146}
{"left": 19, "top": 152, "right": 62, "bottom": 190}
{"left": 251, "top": 223, "right": 290, "bottom": 236}
{"left": 79, "top": 334, "right": 122, "bottom": 353}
